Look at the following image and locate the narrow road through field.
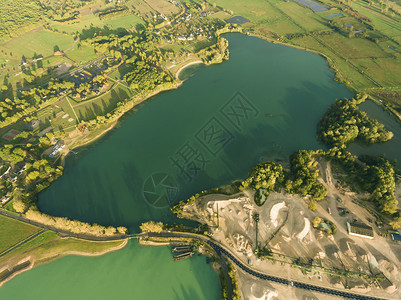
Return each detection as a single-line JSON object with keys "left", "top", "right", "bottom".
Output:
{"left": 0, "top": 229, "right": 47, "bottom": 259}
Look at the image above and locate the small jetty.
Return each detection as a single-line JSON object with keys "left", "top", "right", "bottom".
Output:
{"left": 172, "top": 245, "right": 194, "bottom": 262}
{"left": 172, "top": 245, "right": 193, "bottom": 253}
{"left": 173, "top": 251, "right": 194, "bottom": 262}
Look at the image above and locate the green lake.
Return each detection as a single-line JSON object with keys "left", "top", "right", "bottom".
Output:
{"left": 1, "top": 33, "right": 361, "bottom": 299}
{"left": 0, "top": 240, "right": 221, "bottom": 300}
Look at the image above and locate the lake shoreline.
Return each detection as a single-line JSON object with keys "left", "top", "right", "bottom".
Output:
{"left": 27, "top": 32, "right": 365, "bottom": 298}
{"left": 62, "top": 81, "right": 184, "bottom": 160}
{"left": 61, "top": 30, "right": 359, "bottom": 163}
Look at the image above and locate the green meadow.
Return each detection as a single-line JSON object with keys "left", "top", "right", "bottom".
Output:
{"left": 0, "top": 215, "right": 41, "bottom": 254}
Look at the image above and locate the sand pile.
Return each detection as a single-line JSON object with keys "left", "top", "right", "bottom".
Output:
{"left": 270, "top": 201, "right": 286, "bottom": 227}
{"left": 296, "top": 218, "right": 311, "bottom": 241}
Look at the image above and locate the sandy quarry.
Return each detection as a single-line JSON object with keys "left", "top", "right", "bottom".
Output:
{"left": 182, "top": 161, "right": 401, "bottom": 299}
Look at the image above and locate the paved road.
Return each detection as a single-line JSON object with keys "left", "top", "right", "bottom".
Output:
{"left": 150, "top": 232, "right": 387, "bottom": 300}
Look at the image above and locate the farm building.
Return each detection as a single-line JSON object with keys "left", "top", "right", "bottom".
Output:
{"left": 347, "top": 222, "right": 374, "bottom": 239}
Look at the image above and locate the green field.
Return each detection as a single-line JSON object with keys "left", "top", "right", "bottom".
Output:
{"left": 71, "top": 84, "right": 134, "bottom": 121}
{"left": 0, "top": 230, "right": 124, "bottom": 263}
{"left": 51, "top": 11, "right": 145, "bottom": 35}
{"left": 276, "top": 1, "right": 328, "bottom": 32}
{"left": 34, "top": 100, "right": 78, "bottom": 134}
{"left": 0, "top": 29, "right": 75, "bottom": 62}
{"left": 0, "top": 215, "right": 41, "bottom": 254}
{"left": 65, "top": 43, "right": 97, "bottom": 64}
{"left": 210, "top": 0, "right": 401, "bottom": 108}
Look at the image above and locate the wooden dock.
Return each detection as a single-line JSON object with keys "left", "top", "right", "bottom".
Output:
{"left": 173, "top": 251, "right": 194, "bottom": 262}
{"left": 172, "top": 245, "right": 192, "bottom": 253}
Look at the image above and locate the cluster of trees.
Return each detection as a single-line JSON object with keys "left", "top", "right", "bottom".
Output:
{"left": 240, "top": 162, "right": 285, "bottom": 206}
{"left": 86, "top": 28, "right": 173, "bottom": 93}
{"left": 240, "top": 162, "right": 285, "bottom": 191}
{"left": 95, "top": 5, "right": 131, "bottom": 20}
{"left": 228, "top": 264, "right": 240, "bottom": 300}
{"left": 318, "top": 95, "right": 393, "bottom": 148}
{"left": 0, "top": 77, "right": 75, "bottom": 128}
{"left": 139, "top": 221, "right": 164, "bottom": 233}
{"left": 0, "top": 131, "right": 64, "bottom": 210}
{"left": 200, "top": 37, "right": 229, "bottom": 65}
{"left": 285, "top": 150, "right": 328, "bottom": 201}
{"left": 312, "top": 217, "right": 337, "bottom": 234}
{"left": 0, "top": 0, "right": 43, "bottom": 38}
{"left": 171, "top": 150, "right": 328, "bottom": 213}
{"left": 171, "top": 194, "right": 197, "bottom": 216}
{"left": 324, "top": 147, "right": 398, "bottom": 216}
{"left": 239, "top": 151, "right": 327, "bottom": 206}
{"left": 241, "top": 151, "right": 327, "bottom": 203}
{"left": 358, "top": 155, "right": 398, "bottom": 214}
{"left": 25, "top": 207, "right": 127, "bottom": 236}
{"left": 123, "top": 64, "right": 171, "bottom": 92}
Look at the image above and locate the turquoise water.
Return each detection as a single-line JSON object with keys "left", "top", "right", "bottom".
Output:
{"left": 1, "top": 33, "right": 355, "bottom": 299}
{"left": 0, "top": 240, "right": 221, "bottom": 300}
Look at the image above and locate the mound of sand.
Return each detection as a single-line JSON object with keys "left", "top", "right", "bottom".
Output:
{"left": 270, "top": 202, "right": 286, "bottom": 227}
{"left": 296, "top": 218, "right": 310, "bottom": 241}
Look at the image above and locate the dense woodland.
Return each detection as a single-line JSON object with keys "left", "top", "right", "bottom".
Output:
{"left": 240, "top": 150, "right": 327, "bottom": 206}
{"left": 0, "top": 0, "right": 43, "bottom": 38}
{"left": 0, "top": 131, "right": 64, "bottom": 211}
{"left": 87, "top": 28, "right": 172, "bottom": 93}
{"left": 285, "top": 150, "right": 328, "bottom": 201}
{"left": 0, "top": 0, "right": 91, "bottom": 39}
{"left": 318, "top": 95, "right": 398, "bottom": 217}
{"left": 317, "top": 95, "right": 393, "bottom": 148}
{"left": 325, "top": 147, "right": 398, "bottom": 216}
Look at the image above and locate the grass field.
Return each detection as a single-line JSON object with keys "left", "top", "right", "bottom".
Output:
{"left": 34, "top": 99, "right": 78, "bottom": 134}
{"left": 352, "top": 1, "right": 401, "bottom": 39}
{"left": 51, "top": 12, "right": 145, "bottom": 35}
{"left": 318, "top": 34, "right": 390, "bottom": 59}
{"left": 0, "top": 215, "right": 41, "bottom": 254}
{"left": 65, "top": 43, "right": 97, "bottom": 64}
{"left": 214, "top": 0, "right": 284, "bottom": 23}
{"left": 0, "top": 230, "right": 125, "bottom": 263}
{"left": 275, "top": 1, "right": 328, "bottom": 32}
{"left": 127, "top": 0, "right": 157, "bottom": 21}
{"left": 209, "top": 0, "right": 401, "bottom": 107}
{"left": 143, "top": 0, "right": 181, "bottom": 17}
{"left": 71, "top": 84, "right": 133, "bottom": 121}
{"left": 0, "top": 29, "right": 75, "bottom": 63}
